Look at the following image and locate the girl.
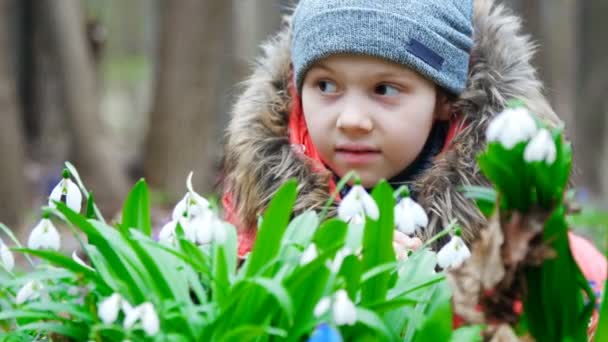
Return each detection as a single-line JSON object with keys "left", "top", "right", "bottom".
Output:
{"left": 221, "top": 0, "right": 605, "bottom": 303}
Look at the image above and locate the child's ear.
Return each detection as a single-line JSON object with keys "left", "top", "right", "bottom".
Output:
{"left": 434, "top": 92, "right": 452, "bottom": 121}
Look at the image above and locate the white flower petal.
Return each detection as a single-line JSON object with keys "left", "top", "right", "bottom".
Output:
{"left": 332, "top": 290, "right": 357, "bottom": 326}
{"left": 338, "top": 190, "right": 363, "bottom": 221}
{"left": 98, "top": 293, "right": 122, "bottom": 324}
{"left": 361, "top": 191, "right": 379, "bottom": 220}
{"left": 16, "top": 280, "right": 42, "bottom": 305}
{"left": 192, "top": 215, "right": 213, "bottom": 245}
{"left": 300, "top": 243, "right": 318, "bottom": 266}
{"left": 338, "top": 186, "right": 377, "bottom": 221}
{"left": 486, "top": 113, "right": 507, "bottom": 142}
{"left": 213, "top": 223, "right": 227, "bottom": 244}
{"left": 159, "top": 220, "right": 177, "bottom": 244}
{"left": 48, "top": 178, "right": 82, "bottom": 213}
{"left": 123, "top": 304, "right": 142, "bottom": 329}
{"left": 487, "top": 107, "right": 537, "bottom": 149}
{"left": 436, "top": 236, "right": 470, "bottom": 269}
{"left": 48, "top": 180, "right": 64, "bottom": 207}
{"left": 28, "top": 219, "right": 61, "bottom": 251}
{"left": 65, "top": 179, "right": 83, "bottom": 213}
{"left": 172, "top": 194, "right": 189, "bottom": 221}
{"left": 395, "top": 198, "right": 428, "bottom": 235}
{"left": 122, "top": 300, "right": 134, "bottom": 315}
{"left": 1, "top": 243, "right": 14, "bottom": 271}
{"left": 140, "top": 302, "right": 160, "bottom": 336}
{"left": 313, "top": 297, "right": 331, "bottom": 318}
{"left": 524, "top": 129, "right": 557, "bottom": 165}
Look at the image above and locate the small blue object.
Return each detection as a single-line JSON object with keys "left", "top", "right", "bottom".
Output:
{"left": 308, "top": 324, "right": 343, "bottom": 342}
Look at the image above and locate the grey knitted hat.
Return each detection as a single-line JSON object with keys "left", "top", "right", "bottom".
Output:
{"left": 291, "top": 0, "right": 474, "bottom": 95}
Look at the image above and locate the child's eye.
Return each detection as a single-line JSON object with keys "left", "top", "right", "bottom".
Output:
{"left": 375, "top": 84, "right": 400, "bottom": 96}
{"left": 317, "top": 80, "right": 338, "bottom": 94}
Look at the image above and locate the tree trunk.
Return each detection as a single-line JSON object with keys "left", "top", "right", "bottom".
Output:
{"left": 40, "top": 0, "right": 128, "bottom": 215}
{"left": 578, "top": 0, "right": 608, "bottom": 198}
{"left": 144, "top": 0, "right": 232, "bottom": 199}
{"left": 0, "top": 0, "right": 27, "bottom": 228}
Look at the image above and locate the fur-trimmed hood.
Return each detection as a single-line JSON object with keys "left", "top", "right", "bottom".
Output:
{"left": 222, "top": 0, "right": 561, "bottom": 243}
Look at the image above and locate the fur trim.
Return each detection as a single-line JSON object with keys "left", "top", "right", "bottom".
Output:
{"left": 222, "top": 0, "right": 561, "bottom": 243}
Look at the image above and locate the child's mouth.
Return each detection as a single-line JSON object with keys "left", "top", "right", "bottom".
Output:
{"left": 335, "top": 144, "right": 381, "bottom": 165}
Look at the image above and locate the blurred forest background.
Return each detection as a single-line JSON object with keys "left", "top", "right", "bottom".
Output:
{"left": 1, "top": 0, "right": 607, "bottom": 238}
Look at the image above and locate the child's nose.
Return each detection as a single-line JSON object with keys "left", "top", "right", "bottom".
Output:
{"left": 336, "top": 102, "right": 373, "bottom": 133}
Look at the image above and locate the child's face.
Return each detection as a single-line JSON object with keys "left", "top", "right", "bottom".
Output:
{"left": 301, "top": 54, "right": 450, "bottom": 188}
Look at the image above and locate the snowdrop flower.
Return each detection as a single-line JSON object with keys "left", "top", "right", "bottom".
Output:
{"left": 124, "top": 302, "right": 160, "bottom": 336}
{"left": 300, "top": 243, "right": 318, "bottom": 265}
{"left": 436, "top": 234, "right": 471, "bottom": 269}
{"left": 313, "top": 290, "right": 357, "bottom": 326}
{"left": 16, "top": 280, "right": 43, "bottom": 305}
{"left": 338, "top": 185, "right": 379, "bottom": 222}
{"left": 49, "top": 169, "right": 82, "bottom": 213}
{"left": 98, "top": 293, "right": 122, "bottom": 324}
{"left": 0, "top": 240, "right": 14, "bottom": 271}
{"left": 172, "top": 172, "right": 210, "bottom": 220}
{"left": 28, "top": 218, "right": 61, "bottom": 251}
{"left": 394, "top": 197, "right": 428, "bottom": 235}
{"left": 486, "top": 107, "right": 537, "bottom": 149}
{"left": 524, "top": 129, "right": 556, "bottom": 165}
{"left": 332, "top": 290, "right": 357, "bottom": 326}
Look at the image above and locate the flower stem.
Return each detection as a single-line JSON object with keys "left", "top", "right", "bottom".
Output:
{"left": 421, "top": 219, "right": 458, "bottom": 250}
{"left": 318, "top": 171, "right": 357, "bottom": 222}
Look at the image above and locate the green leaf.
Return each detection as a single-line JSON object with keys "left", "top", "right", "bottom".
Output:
{"left": 12, "top": 248, "right": 102, "bottom": 285}
{"left": 123, "top": 229, "right": 176, "bottom": 300}
{"left": 121, "top": 179, "right": 151, "bottom": 236}
{"left": 53, "top": 202, "right": 145, "bottom": 301}
{"left": 525, "top": 206, "right": 589, "bottom": 341}
{"left": 354, "top": 307, "right": 395, "bottom": 341}
{"left": 213, "top": 245, "right": 231, "bottom": 307}
{"left": 451, "top": 325, "right": 484, "bottom": 342}
{"left": 313, "top": 218, "right": 348, "bottom": 253}
{"left": 246, "top": 180, "right": 298, "bottom": 277}
{"left": 17, "top": 322, "right": 88, "bottom": 340}
{"left": 217, "top": 325, "right": 287, "bottom": 341}
{"left": 339, "top": 254, "right": 362, "bottom": 300}
{"left": 413, "top": 299, "right": 452, "bottom": 341}
{"left": 85, "top": 191, "right": 97, "bottom": 219}
{"left": 284, "top": 252, "right": 333, "bottom": 339}
{"left": 593, "top": 231, "right": 608, "bottom": 340}
{"left": 246, "top": 277, "right": 295, "bottom": 325}
{"left": 24, "top": 302, "right": 94, "bottom": 322}
{"left": 361, "top": 181, "right": 395, "bottom": 306}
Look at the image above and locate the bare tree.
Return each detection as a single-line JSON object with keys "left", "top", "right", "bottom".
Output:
{"left": 40, "top": 0, "right": 128, "bottom": 215}
{"left": 144, "top": 0, "right": 233, "bottom": 199}
{"left": 0, "top": 0, "right": 27, "bottom": 228}
{"left": 578, "top": 0, "right": 608, "bottom": 198}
